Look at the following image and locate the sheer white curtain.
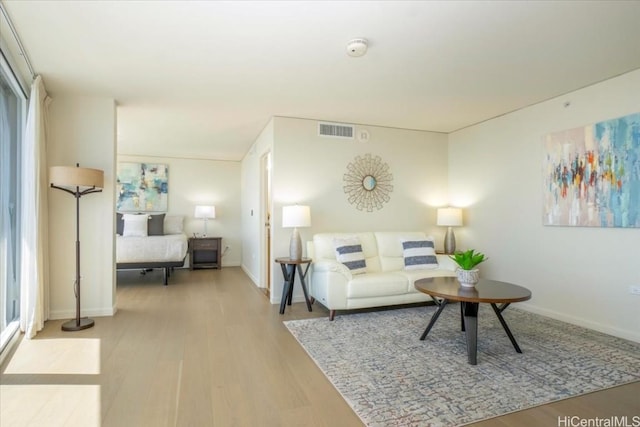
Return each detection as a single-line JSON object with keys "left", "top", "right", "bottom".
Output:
{"left": 19, "top": 75, "right": 50, "bottom": 338}
{"left": 0, "top": 85, "right": 13, "bottom": 333}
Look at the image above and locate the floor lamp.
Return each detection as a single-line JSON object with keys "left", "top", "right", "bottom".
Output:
{"left": 50, "top": 163, "right": 104, "bottom": 331}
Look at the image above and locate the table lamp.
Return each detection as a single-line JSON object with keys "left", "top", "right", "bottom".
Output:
{"left": 194, "top": 205, "right": 216, "bottom": 237}
{"left": 437, "top": 207, "right": 462, "bottom": 254}
{"left": 282, "top": 205, "right": 311, "bottom": 260}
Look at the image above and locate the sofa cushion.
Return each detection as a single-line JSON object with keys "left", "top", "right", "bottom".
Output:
{"left": 398, "top": 269, "right": 458, "bottom": 293}
{"left": 375, "top": 231, "right": 429, "bottom": 272}
{"left": 334, "top": 237, "right": 367, "bottom": 275}
{"left": 314, "top": 232, "right": 377, "bottom": 258}
{"left": 347, "top": 273, "right": 409, "bottom": 298}
{"left": 402, "top": 239, "right": 438, "bottom": 270}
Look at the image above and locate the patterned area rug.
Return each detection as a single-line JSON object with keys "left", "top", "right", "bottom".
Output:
{"left": 284, "top": 305, "right": 640, "bottom": 426}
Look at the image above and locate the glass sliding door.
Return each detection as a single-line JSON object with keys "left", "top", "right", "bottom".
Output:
{"left": 0, "top": 53, "right": 25, "bottom": 352}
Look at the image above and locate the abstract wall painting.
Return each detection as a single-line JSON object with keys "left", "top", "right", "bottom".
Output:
{"left": 543, "top": 112, "right": 640, "bottom": 227}
{"left": 117, "top": 163, "right": 168, "bottom": 212}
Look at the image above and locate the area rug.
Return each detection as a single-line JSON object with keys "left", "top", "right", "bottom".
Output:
{"left": 284, "top": 305, "right": 640, "bottom": 426}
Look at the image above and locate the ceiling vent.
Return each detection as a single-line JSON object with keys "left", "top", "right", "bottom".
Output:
{"left": 318, "top": 122, "right": 355, "bottom": 139}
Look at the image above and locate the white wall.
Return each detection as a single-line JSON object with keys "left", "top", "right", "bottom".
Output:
{"left": 240, "top": 119, "right": 274, "bottom": 285}
{"left": 118, "top": 155, "right": 242, "bottom": 267}
{"left": 266, "top": 117, "right": 449, "bottom": 304}
{"left": 48, "top": 96, "right": 116, "bottom": 320}
{"left": 449, "top": 69, "right": 640, "bottom": 342}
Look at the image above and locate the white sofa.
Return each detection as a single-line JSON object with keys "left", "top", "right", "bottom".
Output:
{"left": 308, "top": 232, "right": 457, "bottom": 320}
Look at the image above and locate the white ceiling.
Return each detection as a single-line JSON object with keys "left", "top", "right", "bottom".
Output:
{"left": 3, "top": 1, "right": 640, "bottom": 161}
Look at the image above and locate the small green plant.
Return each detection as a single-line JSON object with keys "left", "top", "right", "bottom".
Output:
{"left": 449, "top": 249, "right": 488, "bottom": 270}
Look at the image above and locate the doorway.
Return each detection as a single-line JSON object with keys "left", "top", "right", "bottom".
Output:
{"left": 260, "top": 151, "right": 272, "bottom": 298}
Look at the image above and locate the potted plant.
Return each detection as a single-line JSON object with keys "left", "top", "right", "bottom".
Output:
{"left": 449, "top": 249, "right": 488, "bottom": 287}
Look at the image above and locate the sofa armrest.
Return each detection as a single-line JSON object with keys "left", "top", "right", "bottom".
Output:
{"left": 436, "top": 254, "right": 457, "bottom": 272}
{"left": 309, "top": 260, "right": 351, "bottom": 310}
{"left": 312, "top": 260, "right": 353, "bottom": 278}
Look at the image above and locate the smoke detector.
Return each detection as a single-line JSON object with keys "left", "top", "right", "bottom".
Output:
{"left": 346, "top": 38, "right": 368, "bottom": 57}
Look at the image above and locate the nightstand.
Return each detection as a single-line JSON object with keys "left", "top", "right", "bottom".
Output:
{"left": 189, "top": 237, "right": 222, "bottom": 270}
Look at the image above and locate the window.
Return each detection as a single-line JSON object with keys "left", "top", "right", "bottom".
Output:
{"left": 0, "top": 51, "right": 25, "bottom": 352}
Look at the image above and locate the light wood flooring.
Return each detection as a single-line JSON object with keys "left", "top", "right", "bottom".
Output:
{"left": 1, "top": 267, "right": 638, "bottom": 426}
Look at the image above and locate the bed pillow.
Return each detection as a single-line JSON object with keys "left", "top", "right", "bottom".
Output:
{"left": 116, "top": 213, "right": 124, "bottom": 235}
{"left": 164, "top": 215, "right": 184, "bottom": 235}
{"left": 402, "top": 238, "right": 438, "bottom": 270}
{"left": 334, "top": 236, "right": 367, "bottom": 275}
{"left": 147, "top": 213, "right": 166, "bottom": 236}
{"left": 122, "top": 213, "right": 149, "bottom": 237}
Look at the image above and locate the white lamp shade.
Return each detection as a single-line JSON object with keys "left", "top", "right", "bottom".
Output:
{"left": 50, "top": 166, "right": 104, "bottom": 189}
{"left": 437, "top": 207, "right": 463, "bottom": 227}
{"left": 282, "top": 205, "right": 311, "bottom": 228}
{"left": 194, "top": 205, "right": 216, "bottom": 219}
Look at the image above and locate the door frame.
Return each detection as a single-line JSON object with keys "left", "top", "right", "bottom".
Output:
{"left": 259, "top": 150, "right": 272, "bottom": 297}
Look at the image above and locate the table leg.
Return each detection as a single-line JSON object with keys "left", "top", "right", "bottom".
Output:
{"left": 279, "top": 264, "right": 293, "bottom": 314}
{"left": 490, "top": 303, "right": 522, "bottom": 353}
{"left": 420, "top": 299, "right": 448, "bottom": 340}
{"left": 297, "top": 264, "right": 313, "bottom": 312}
{"left": 287, "top": 264, "right": 295, "bottom": 306}
{"left": 460, "top": 302, "right": 465, "bottom": 332}
{"left": 462, "top": 302, "right": 479, "bottom": 365}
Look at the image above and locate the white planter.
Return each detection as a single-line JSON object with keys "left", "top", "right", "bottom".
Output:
{"left": 457, "top": 268, "right": 480, "bottom": 287}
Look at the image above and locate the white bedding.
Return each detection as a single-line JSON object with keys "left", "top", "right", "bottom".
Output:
{"left": 116, "top": 233, "right": 188, "bottom": 264}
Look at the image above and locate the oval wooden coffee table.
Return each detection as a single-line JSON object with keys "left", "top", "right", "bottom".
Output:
{"left": 415, "top": 276, "right": 532, "bottom": 365}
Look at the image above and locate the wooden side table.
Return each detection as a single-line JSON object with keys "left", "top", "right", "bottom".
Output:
{"left": 189, "top": 237, "right": 222, "bottom": 270}
{"left": 275, "top": 257, "right": 312, "bottom": 314}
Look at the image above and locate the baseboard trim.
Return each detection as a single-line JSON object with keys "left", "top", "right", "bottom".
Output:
{"left": 241, "top": 264, "right": 259, "bottom": 286}
{"left": 222, "top": 262, "right": 241, "bottom": 267}
{"left": 49, "top": 306, "right": 116, "bottom": 320}
{"left": 518, "top": 303, "right": 640, "bottom": 343}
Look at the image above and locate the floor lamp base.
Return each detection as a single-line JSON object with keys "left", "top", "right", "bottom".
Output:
{"left": 61, "top": 317, "right": 95, "bottom": 331}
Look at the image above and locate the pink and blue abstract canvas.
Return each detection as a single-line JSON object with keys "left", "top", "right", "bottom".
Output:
{"left": 543, "top": 112, "right": 640, "bottom": 227}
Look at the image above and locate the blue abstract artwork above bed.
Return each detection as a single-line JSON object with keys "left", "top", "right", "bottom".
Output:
{"left": 117, "top": 162, "right": 168, "bottom": 212}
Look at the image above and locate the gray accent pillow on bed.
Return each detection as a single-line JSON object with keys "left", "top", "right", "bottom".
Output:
{"left": 147, "top": 213, "right": 166, "bottom": 236}
{"left": 116, "top": 213, "right": 124, "bottom": 235}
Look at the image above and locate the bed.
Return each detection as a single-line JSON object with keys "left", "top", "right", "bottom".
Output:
{"left": 116, "top": 214, "right": 188, "bottom": 285}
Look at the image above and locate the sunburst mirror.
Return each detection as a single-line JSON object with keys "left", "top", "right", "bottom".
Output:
{"left": 343, "top": 153, "right": 393, "bottom": 212}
